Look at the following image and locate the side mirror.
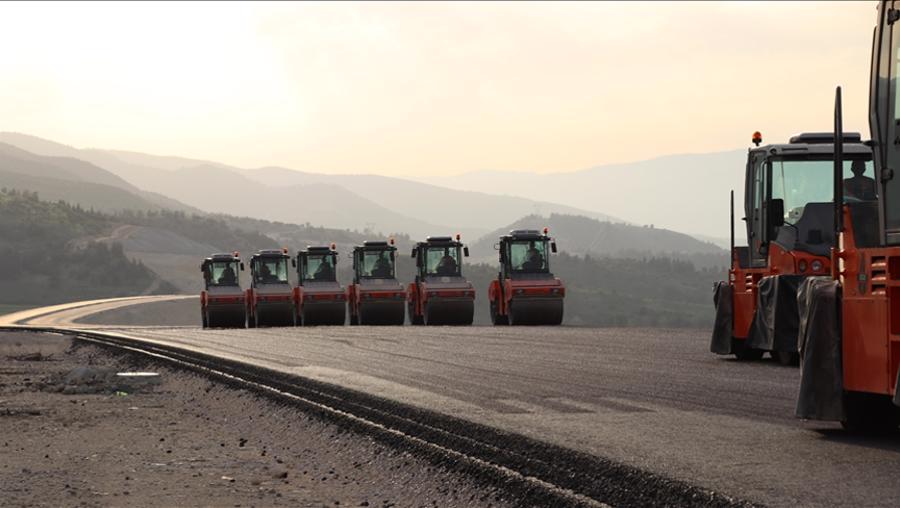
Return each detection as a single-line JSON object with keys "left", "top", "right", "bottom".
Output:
{"left": 291, "top": 259, "right": 297, "bottom": 268}
{"left": 766, "top": 199, "right": 785, "bottom": 240}
{"left": 550, "top": 242, "right": 558, "bottom": 253}
{"left": 411, "top": 248, "right": 416, "bottom": 258}
{"left": 493, "top": 242, "right": 500, "bottom": 250}
{"left": 463, "top": 246, "right": 469, "bottom": 257}
{"left": 240, "top": 263, "right": 245, "bottom": 271}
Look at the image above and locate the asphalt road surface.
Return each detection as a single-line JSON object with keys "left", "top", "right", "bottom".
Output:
{"left": 5, "top": 296, "right": 900, "bottom": 507}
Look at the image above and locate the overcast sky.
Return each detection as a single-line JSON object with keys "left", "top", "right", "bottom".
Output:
{"left": 0, "top": 1, "right": 877, "bottom": 176}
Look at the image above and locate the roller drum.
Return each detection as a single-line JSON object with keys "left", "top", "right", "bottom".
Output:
{"left": 424, "top": 299, "right": 474, "bottom": 326}
{"left": 509, "top": 297, "right": 564, "bottom": 326}
{"left": 302, "top": 301, "right": 346, "bottom": 326}
{"left": 255, "top": 302, "right": 296, "bottom": 327}
{"left": 207, "top": 303, "right": 246, "bottom": 328}
{"left": 359, "top": 300, "right": 406, "bottom": 325}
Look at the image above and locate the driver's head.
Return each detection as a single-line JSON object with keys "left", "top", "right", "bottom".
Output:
{"left": 527, "top": 248, "right": 541, "bottom": 262}
{"left": 851, "top": 159, "right": 866, "bottom": 176}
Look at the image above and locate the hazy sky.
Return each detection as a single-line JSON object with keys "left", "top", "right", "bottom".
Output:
{"left": 0, "top": 1, "right": 877, "bottom": 176}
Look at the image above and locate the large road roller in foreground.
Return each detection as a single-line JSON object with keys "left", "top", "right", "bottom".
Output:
{"left": 294, "top": 244, "right": 346, "bottom": 326}
{"left": 489, "top": 228, "right": 564, "bottom": 325}
{"left": 200, "top": 252, "right": 247, "bottom": 328}
{"left": 407, "top": 235, "right": 475, "bottom": 325}
{"left": 347, "top": 240, "right": 406, "bottom": 325}
{"left": 710, "top": 132, "right": 872, "bottom": 364}
{"left": 246, "top": 248, "right": 296, "bottom": 327}
{"left": 794, "top": 1, "right": 900, "bottom": 431}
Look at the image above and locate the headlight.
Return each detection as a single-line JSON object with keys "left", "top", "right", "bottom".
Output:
{"left": 811, "top": 260, "right": 824, "bottom": 273}
{"left": 798, "top": 260, "right": 807, "bottom": 273}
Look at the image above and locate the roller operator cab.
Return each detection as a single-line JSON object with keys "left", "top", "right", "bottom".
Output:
{"left": 407, "top": 235, "right": 476, "bottom": 326}
{"left": 346, "top": 239, "right": 406, "bottom": 325}
{"left": 489, "top": 228, "right": 564, "bottom": 325}
{"left": 200, "top": 252, "right": 246, "bottom": 328}
{"left": 246, "top": 248, "right": 296, "bottom": 328}
{"left": 294, "top": 244, "right": 346, "bottom": 326}
{"left": 795, "top": 0, "right": 900, "bottom": 430}
{"left": 712, "top": 132, "right": 873, "bottom": 364}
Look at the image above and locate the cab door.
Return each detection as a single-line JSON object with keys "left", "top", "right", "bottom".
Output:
{"left": 874, "top": 0, "right": 900, "bottom": 243}
{"left": 746, "top": 152, "right": 769, "bottom": 267}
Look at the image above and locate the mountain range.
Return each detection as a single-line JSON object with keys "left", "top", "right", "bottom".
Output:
{"left": 417, "top": 149, "right": 748, "bottom": 243}
{"left": 0, "top": 132, "right": 620, "bottom": 240}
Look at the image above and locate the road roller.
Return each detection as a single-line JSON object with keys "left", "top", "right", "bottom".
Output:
{"left": 347, "top": 239, "right": 406, "bottom": 325}
{"left": 488, "top": 228, "right": 564, "bottom": 325}
{"left": 793, "top": 1, "right": 900, "bottom": 431}
{"left": 294, "top": 244, "right": 346, "bottom": 326}
{"left": 407, "top": 234, "right": 475, "bottom": 325}
{"left": 710, "top": 132, "right": 872, "bottom": 364}
{"left": 200, "top": 252, "right": 247, "bottom": 328}
{"left": 246, "top": 248, "right": 297, "bottom": 327}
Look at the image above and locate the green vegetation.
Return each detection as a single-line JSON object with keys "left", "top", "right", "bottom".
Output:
{"left": 0, "top": 189, "right": 176, "bottom": 305}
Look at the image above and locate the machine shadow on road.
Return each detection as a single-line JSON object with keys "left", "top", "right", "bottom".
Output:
{"left": 812, "top": 428, "right": 900, "bottom": 453}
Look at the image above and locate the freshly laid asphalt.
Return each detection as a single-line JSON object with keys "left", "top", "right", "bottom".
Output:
{"left": 6, "top": 296, "right": 900, "bottom": 507}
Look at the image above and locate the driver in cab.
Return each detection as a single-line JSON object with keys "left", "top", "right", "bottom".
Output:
{"left": 313, "top": 258, "right": 334, "bottom": 280}
{"left": 844, "top": 159, "right": 876, "bottom": 201}
{"left": 435, "top": 251, "right": 457, "bottom": 276}
{"left": 218, "top": 264, "right": 237, "bottom": 285}
{"left": 521, "top": 247, "right": 544, "bottom": 271}
{"left": 371, "top": 252, "right": 392, "bottom": 278}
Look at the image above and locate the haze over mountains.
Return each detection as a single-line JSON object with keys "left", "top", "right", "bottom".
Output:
{"left": 418, "top": 150, "right": 748, "bottom": 243}
{"left": 0, "top": 132, "right": 733, "bottom": 260}
{"left": 0, "top": 133, "right": 621, "bottom": 240}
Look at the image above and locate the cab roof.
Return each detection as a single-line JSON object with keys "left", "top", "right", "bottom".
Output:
{"left": 502, "top": 229, "right": 549, "bottom": 241}
{"left": 209, "top": 253, "right": 239, "bottom": 261}
{"left": 252, "top": 249, "right": 289, "bottom": 259}
{"left": 417, "top": 236, "right": 462, "bottom": 246}
{"left": 751, "top": 132, "right": 871, "bottom": 157}
{"left": 303, "top": 246, "right": 334, "bottom": 253}
{"left": 354, "top": 241, "right": 396, "bottom": 251}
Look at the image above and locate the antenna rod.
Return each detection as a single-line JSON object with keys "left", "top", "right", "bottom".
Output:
{"left": 834, "top": 86, "right": 844, "bottom": 234}
{"left": 730, "top": 189, "right": 735, "bottom": 262}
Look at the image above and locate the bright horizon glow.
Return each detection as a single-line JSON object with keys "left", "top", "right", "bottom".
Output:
{"left": 0, "top": 1, "right": 877, "bottom": 176}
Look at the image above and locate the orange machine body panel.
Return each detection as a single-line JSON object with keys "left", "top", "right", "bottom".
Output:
{"left": 730, "top": 242, "right": 830, "bottom": 339}
{"left": 836, "top": 206, "right": 899, "bottom": 397}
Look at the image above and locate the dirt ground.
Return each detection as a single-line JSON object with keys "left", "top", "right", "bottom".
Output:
{"left": 0, "top": 331, "right": 512, "bottom": 507}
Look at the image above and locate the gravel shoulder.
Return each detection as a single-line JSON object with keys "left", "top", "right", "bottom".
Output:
{"left": 0, "top": 331, "right": 513, "bottom": 508}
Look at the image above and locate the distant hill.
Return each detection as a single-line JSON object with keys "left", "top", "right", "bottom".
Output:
{"left": 471, "top": 213, "right": 727, "bottom": 268}
{"left": 0, "top": 189, "right": 177, "bottom": 305}
{"left": 0, "top": 132, "right": 623, "bottom": 239}
{"left": 417, "top": 149, "right": 748, "bottom": 239}
{"left": 0, "top": 141, "right": 199, "bottom": 214}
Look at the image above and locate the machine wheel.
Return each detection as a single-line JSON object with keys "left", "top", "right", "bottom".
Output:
{"left": 731, "top": 338, "right": 763, "bottom": 361}
{"left": 201, "top": 310, "right": 209, "bottom": 329}
{"left": 490, "top": 301, "right": 508, "bottom": 326}
{"left": 841, "top": 392, "right": 900, "bottom": 432}
{"left": 349, "top": 310, "right": 358, "bottom": 326}
{"left": 773, "top": 350, "right": 800, "bottom": 366}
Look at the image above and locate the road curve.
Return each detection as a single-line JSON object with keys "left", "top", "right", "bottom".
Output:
{"left": 9, "top": 297, "right": 900, "bottom": 507}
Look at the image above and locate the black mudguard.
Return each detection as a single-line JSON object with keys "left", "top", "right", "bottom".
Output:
{"left": 795, "top": 277, "right": 844, "bottom": 421}
{"left": 747, "top": 275, "right": 806, "bottom": 353}
{"left": 710, "top": 281, "right": 733, "bottom": 354}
